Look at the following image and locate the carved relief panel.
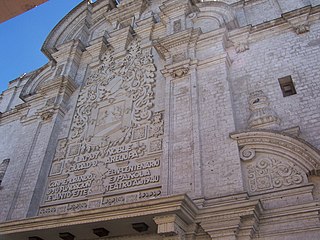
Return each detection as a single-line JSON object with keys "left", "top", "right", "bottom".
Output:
{"left": 240, "top": 148, "right": 307, "bottom": 195}
{"left": 39, "top": 39, "right": 163, "bottom": 216}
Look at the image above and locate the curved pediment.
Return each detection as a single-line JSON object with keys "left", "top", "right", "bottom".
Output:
{"left": 230, "top": 130, "right": 320, "bottom": 173}
{"left": 189, "top": 0, "right": 238, "bottom": 32}
{"left": 41, "top": 1, "right": 88, "bottom": 60}
{"left": 231, "top": 130, "right": 320, "bottom": 195}
{"left": 19, "top": 63, "right": 54, "bottom": 100}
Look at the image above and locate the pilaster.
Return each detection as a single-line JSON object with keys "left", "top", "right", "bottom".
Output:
{"left": 154, "top": 214, "right": 188, "bottom": 240}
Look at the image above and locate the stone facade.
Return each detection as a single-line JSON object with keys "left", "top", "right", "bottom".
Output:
{"left": 1, "top": 0, "right": 320, "bottom": 239}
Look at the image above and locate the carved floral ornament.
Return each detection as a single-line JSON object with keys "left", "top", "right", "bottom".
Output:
{"left": 231, "top": 130, "right": 320, "bottom": 194}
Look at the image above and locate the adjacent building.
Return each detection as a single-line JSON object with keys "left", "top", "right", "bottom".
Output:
{"left": 0, "top": 0, "right": 48, "bottom": 23}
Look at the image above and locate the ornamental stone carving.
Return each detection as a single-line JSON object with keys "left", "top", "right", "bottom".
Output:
{"left": 40, "top": 38, "right": 163, "bottom": 216}
{"left": 293, "top": 24, "right": 310, "bottom": 34}
{"left": 170, "top": 67, "right": 189, "bottom": 78}
{"left": 240, "top": 147, "right": 255, "bottom": 161}
{"left": 246, "top": 156, "right": 305, "bottom": 193}
{"left": 53, "top": 138, "right": 68, "bottom": 161}
{"left": 39, "top": 110, "right": 55, "bottom": 121}
{"left": 234, "top": 41, "right": 249, "bottom": 53}
{"left": 248, "top": 90, "right": 280, "bottom": 129}
{"left": 283, "top": 7, "right": 311, "bottom": 35}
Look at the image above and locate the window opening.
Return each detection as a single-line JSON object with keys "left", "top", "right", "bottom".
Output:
{"left": 278, "top": 76, "right": 296, "bottom": 97}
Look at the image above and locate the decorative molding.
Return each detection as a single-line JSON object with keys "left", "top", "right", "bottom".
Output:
{"left": 41, "top": 1, "right": 89, "bottom": 59}
{"left": 233, "top": 41, "right": 249, "bottom": 53}
{"left": 281, "top": 126, "right": 300, "bottom": 137}
{"left": 53, "top": 138, "right": 68, "bottom": 162}
{"left": 199, "top": 200, "right": 262, "bottom": 240}
{"left": 230, "top": 130, "right": 320, "bottom": 172}
{"left": 39, "top": 110, "right": 55, "bottom": 122}
{"left": 153, "top": 29, "right": 200, "bottom": 61}
{"left": 106, "top": 0, "right": 148, "bottom": 31}
{"left": 0, "top": 195, "right": 198, "bottom": 235}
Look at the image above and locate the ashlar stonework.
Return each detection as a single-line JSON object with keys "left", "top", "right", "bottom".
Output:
{"left": 1, "top": 0, "right": 320, "bottom": 239}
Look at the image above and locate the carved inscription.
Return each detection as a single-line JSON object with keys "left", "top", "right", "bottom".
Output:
{"left": 46, "top": 174, "right": 94, "bottom": 202}
{"left": 41, "top": 39, "right": 163, "bottom": 215}
{"left": 105, "top": 159, "right": 160, "bottom": 192}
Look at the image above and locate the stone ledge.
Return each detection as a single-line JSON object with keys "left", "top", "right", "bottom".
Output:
{"left": 0, "top": 194, "right": 198, "bottom": 235}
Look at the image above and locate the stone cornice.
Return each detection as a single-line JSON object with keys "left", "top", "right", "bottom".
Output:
{"left": 227, "top": 5, "right": 320, "bottom": 51}
{"left": 106, "top": 0, "right": 148, "bottom": 27}
{"left": 159, "top": 0, "right": 198, "bottom": 19}
{"left": 198, "top": 199, "right": 262, "bottom": 239}
{"left": 0, "top": 76, "right": 78, "bottom": 125}
{"left": 41, "top": 1, "right": 88, "bottom": 60}
{"left": 153, "top": 28, "right": 201, "bottom": 60}
{"left": 0, "top": 194, "right": 198, "bottom": 235}
{"left": 259, "top": 202, "right": 320, "bottom": 237}
{"left": 0, "top": 103, "right": 30, "bottom": 126}
{"left": 197, "top": 199, "right": 262, "bottom": 220}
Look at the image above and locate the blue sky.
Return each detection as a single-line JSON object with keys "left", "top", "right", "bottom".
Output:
{"left": 0, "top": 0, "right": 83, "bottom": 93}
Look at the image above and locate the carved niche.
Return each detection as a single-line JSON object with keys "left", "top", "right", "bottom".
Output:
{"left": 40, "top": 39, "right": 164, "bottom": 216}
